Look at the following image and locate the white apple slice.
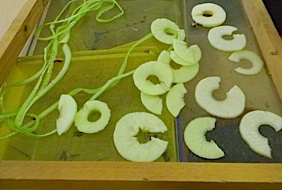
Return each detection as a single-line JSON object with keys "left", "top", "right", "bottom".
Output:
{"left": 113, "top": 112, "right": 168, "bottom": 162}
{"left": 166, "top": 83, "right": 187, "bottom": 117}
{"left": 56, "top": 94, "right": 77, "bottom": 135}
{"left": 172, "top": 39, "right": 202, "bottom": 64}
{"left": 74, "top": 100, "right": 111, "bottom": 133}
{"left": 157, "top": 50, "right": 171, "bottom": 65}
{"left": 195, "top": 76, "right": 245, "bottom": 118}
{"left": 184, "top": 117, "right": 225, "bottom": 159}
{"left": 141, "top": 92, "right": 163, "bottom": 115}
{"left": 191, "top": 3, "right": 226, "bottom": 27}
{"left": 133, "top": 61, "right": 173, "bottom": 95}
{"left": 137, "top": 137, "right": 168, "bottom": 162}
{"left": 228, "top": 50, "right": 264, "bottom": 75}
{"left": 208, "top": 25, "right": 246, "bottom": 52}
{"left": 151, "top": 18, "right": 186, "bottom": 44}
{"left": 239, "top": 110, "right": 282, "bottom": 158}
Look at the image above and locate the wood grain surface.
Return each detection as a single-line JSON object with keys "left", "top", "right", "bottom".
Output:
{"left": 241, "top": 0, "right": 282, "bottom": 102}
{"left": 0, "top": 161, "right": 282, "bottom": 189}
{"left": 0, "top": 0, "right": 50, "bottom": 85}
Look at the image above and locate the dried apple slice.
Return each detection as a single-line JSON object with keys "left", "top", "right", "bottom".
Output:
{"left": 133, "top": 61, "right": 173, "bottom": 95}
{"left": 166, "top": 83, "right": 187, "bottom": 117}
{"left": 74, "top": 100, "right": 111, "bottom": 133}
{"left": 191, "top": 3, "right": 226, "bottom": 27}
{"left": 113, "top": 112, "right": 168, "bottom": 162}
{"left": 172, "top": 39, "right": 202, "bottom": 65}
{"left": 239, "top": 110, "right": 282, "bottom": 158}
{"left": 228, "top": 50, "right": 264, "bottom": 75}
{"left": 195, "top": 76, "right": 245, "bottom": 118}
{"left": 208, "top": 25, "right": 246, "bottom": 52}
{"left": 151, "top": 18, "right": 186, "bottom": 44}
{"left": 184, "top": 117, "right": 225, "bottom": 159}
{"left": 56, "top": 94, "right": 77, "bottom": 135}
{"left": 141, "top": 92, "right": 163, "bottom": 115}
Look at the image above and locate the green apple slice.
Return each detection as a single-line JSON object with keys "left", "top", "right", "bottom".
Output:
{"left": 133, "top": 61, "right": 173, "bottom": 95}
{"left": 228, "top": 50, "right": 264, "bottom": 75}
{"left": 166, "top": 83, "right": 187, "bottom": 117}
{"left": 239, "top": 110, "right": 282, "bottom": 158}
{"left": 158, "top": 50, "right": 198, "bottom": 83}
{"left": 170, "top": 51, "right": 194, "bottom": 66}
{"left": 137, "top": 137, "right": 168, "bottom": 162}
{"left": 56, "top": 94, "right": 77, "bottom": 135}
{"left": 157, "top": 50, "right": 171, "bottom": 65}
{"left": 172, "top": 63, "right": 200, "bottom": 83}
{"left": 208, "top": 25, "right": 246, "bottom": 52}
{"left": 191, "top": 3, "right": 227, "bottom": 27}
{"left": 141, "top": 92, "right": 163, "bottom": 115}
{"left": 113, "top": 112, "right": 168, "bottom": 162}
{"left": 74, "top": 100, "right": 111, "bottom": 133}
{"left": 173, "top": 39, "right": 202, "bottom": 64}
{"left": 184, "top": 117, "right": 225, "bottom": 159}
{"left": 195, "top": 76, "right": 245, "bottom": 118}
{"left": 151, "top": 18, "right": 186, "bottom": 44}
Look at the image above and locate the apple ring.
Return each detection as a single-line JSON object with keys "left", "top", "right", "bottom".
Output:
{"left": 208, "top": 25, "right": 246, "bottom": 52}
{"left": 184, "top": 117, "right": 225, "bottom": 159}
{"left": 195, "top": 76, "right": 245, "bottom": 118}
{"left": 133, "top": 61, "right": 173, "bottom": 95}
{"left": 74, "top": 100, "right": 111, "bottom": 133}
{"left": 239, "top": 110, "right": 282, "bottom": 158}
{"left": 228, "top": 50, "right": 264, "bottom": 75}
{"left": 151, "top": 18, "right": 186, "bottom": 44}
{"left": 191, "top": 3, "right": 226, "bottom": 27}
{"left": 113, "top": 112, "right": 168, "bottom": 162}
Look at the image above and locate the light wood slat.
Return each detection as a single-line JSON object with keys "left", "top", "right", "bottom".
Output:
{"left": 0, "top": 161, "right": 282, "bottom": 188}
{"left": 241, "top": 0, "right": 282, "bottom": 102}
{"left": 0, "top": 0, "right": 50, "bottom": 85}
{"left": 0, "top": 0, "right": 27, "bottom": 39}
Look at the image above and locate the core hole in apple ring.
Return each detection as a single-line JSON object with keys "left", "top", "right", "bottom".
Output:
{"left": 202, "top": 11, "right": 213, "bottom": 17}
{"left": 191, "top": 3, "right": 226, "bottom": 27}
{"left": 164, "top": 28, "right": 178, "bottom": 37}
{"left": 74, "top": 100, "right": 111, "bottom": 134}
{"left": 87, "top": 111, "right": 101, "bottom": 122}
{"left": 113, "top": 112, "right": 168, "bottom": 162}
{"left": 133, "top": 61, "right": 173, "bottom": 95}
{"left": 147, "top": 75, "right": 161, "bottom": 85}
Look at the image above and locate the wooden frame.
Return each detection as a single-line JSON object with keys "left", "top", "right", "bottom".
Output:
{"left": 0, "top": 0, "right": 50, "bottom": 85}
{"left": 0, "top": 0, "right": 282, "bottom": 189}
